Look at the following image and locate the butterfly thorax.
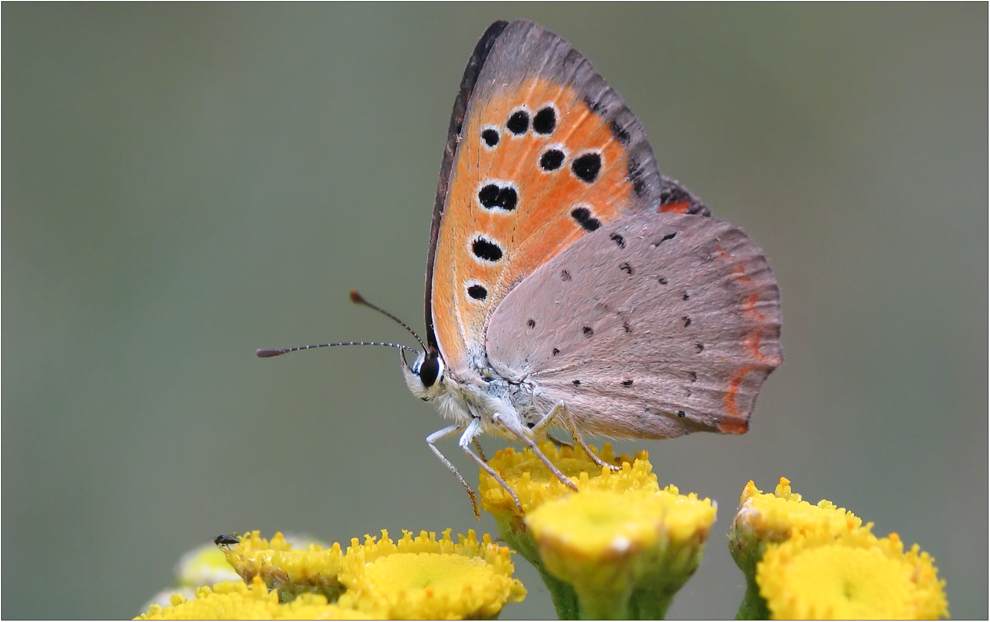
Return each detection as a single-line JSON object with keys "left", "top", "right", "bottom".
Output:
{"left": 403, "top": 349, "right": 544, "bottom": 437}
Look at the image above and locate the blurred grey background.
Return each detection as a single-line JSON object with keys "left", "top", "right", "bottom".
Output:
{"left": 4, "top": 4, "right": 986, "bottom": 619}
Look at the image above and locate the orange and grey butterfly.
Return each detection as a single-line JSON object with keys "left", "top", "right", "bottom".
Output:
{"left": 260, "top": 20, "right": 782, "bottom": 517}
{"left": 424, "top": 20, "right": 780, "bottom": 440}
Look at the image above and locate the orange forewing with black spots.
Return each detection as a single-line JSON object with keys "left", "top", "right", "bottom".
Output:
{"left": 428, "top": 22, "right": 665, "bottom": 372}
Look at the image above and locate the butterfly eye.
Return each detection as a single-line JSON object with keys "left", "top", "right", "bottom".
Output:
{"left": 418, "top": 354, "right": 442, "bottom": 388}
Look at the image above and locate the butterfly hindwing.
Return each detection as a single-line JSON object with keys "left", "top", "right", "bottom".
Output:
{"left": 427, "top": 20, "right": 666, "bottom": 372}
{"left": 486, "top": 212, "right": 782, "bottom": 438}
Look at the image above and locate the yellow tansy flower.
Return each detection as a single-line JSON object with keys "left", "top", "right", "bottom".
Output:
{"left": 480, "top": 442, "right": 714, "bottom": 619}
{"left": 336, "top": 529, "right": 525, "bottom": 619}
{"left": 136, "top": 577, "right": 375, "bottom": 620}
{"left": 526, "top": 487, "right": 716, "bottom": 619}
{"left": 758, "top": 529, "right": 948, "bottom": 620}
{"left": 730, "top": 477, "right": 868, "bottom": 617}
{"left": 733, "top": 478, "right": 864, "bottom": 546}
{"left": 221, "top": 530, "right": 346, "bottom": 603}
{"left": 480, "top": 442, "right": 655, "bottom": 518}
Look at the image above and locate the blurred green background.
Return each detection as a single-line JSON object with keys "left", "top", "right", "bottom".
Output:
{"left": 4, "top": 3, "right": 986, "bottom": 619}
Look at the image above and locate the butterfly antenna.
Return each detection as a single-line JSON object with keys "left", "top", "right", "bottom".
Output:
{"left": 256, "top": 341, "right": 419, "bottom": 358}
{"left": 348, "top": 290, "right": 428, "bottom": 351}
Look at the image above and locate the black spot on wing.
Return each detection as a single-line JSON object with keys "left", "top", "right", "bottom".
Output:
{"left": 539, "top": 149, "right": 565, "bottom": 171}
{"left": 471, "top": 236, "right": 503, "bottom": 263}
{"left": 533, "top": 106, "right": 556, "bottom": 134}
{"left": 467, "top": 284, "right": 487, "bottom": 300}
{"left": 572, "top": 152, "right": 602, "bottom": 183}
{"left": 570, "top": 207, "right": 601, "bottom": 231}
{"left": 653, "top": 232, "right": 678, "bottom": 247}
{"left": 481, "top": 128, "right": 499, "bottom": 147}
{"left": 506, "top": 110, "right": 529, "bottom": 135}
{"left": 609, "top": 118, "right": 631, "bottom": 146}
{"left": 477, "top": 183, "right": 518, "bottom": 212}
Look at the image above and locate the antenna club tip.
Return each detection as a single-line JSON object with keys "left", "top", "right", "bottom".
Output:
{"left": 256, "top": 348, "right": 285, "bottom": 358}
{"left": 349, "top": 290, "right": 365, "bottom": 304}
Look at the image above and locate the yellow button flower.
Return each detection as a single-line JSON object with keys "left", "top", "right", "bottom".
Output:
{"left": 221, "top": 530, "right": 346, "bottom": 602}
{"left": 730, "top": 477, "right": 869, "bottom": 618}
{"left": 136, "top": 577, "right": 375, "bottom": 620}
{"left": 480, "top": 442, "right": 655, "bottom": 519}
{"left": 336, "top": 529, "right": 526, "bottom": 619}
{"left": 479, "top": 442, "right": 715, "bottom": 619}
{"left": 526, "top": 488, "right": 716, "bottom": 619}
{"left": 758, "top": 529, "right": 949, "bottom": 619}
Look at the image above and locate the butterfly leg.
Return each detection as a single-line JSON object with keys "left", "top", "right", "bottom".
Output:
{"left": 458, "top": 418, "right": 524, "bottom": 514}
{"left": 472, "top": 438, "right": 489, "bottom": 463}
{"left": 534, "top": 402, "right": 622, "bottom": 472}
{"left": 545, "top": 433, "right": 573, "bottom": 448}
{"left": 492, "top": 413, "right": 579, "bottom": 492}
{"left": 426, "top": 424, "right": 482, "bottom": 518}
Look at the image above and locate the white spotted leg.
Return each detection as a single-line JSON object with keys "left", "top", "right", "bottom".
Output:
{"left": 426, "top": 424, "right": 480, "bottom": 518}
{"left": 531, "top": 402, "right": 623, "bottom": 472}
{"left": 427, "top": 419, "right": 524, "bottom": 517}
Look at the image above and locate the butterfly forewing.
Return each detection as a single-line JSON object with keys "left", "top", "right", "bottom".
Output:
{"left": 428, "top": 20, "right": 666, "bottom": 372}
{"left": 486, "top": 212, "right": 782, "bottom": 438}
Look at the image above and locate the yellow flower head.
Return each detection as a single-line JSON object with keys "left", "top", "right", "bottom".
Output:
{"left": 525, "top": 487, "right": 716, "bottom": 619}
{"left": 730, "top": 478, "right": 866, "bottom": 578}
{"left": 336, "top": 529, "right": 525, "bottom": 619}
{"left": 758, "top": 529, "right": 949, "bottom": 620}
{"left": 136, "top": 577, "right": 375, "bottom": 620}
{"left": 221, "top": 530, "right": 346, "bottom": 602}
{"left": 479, "top": 442, "right": 657, "bottom": 518}
{"left": 735, "top": 478, "right": 864, "bottom": 540}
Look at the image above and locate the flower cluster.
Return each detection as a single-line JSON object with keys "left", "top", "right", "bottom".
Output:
{"left": 730, "top": 477, "right": 948, "bottom": 619}
{"left": 137, "top": 445, "right": 948, "bottom": 620}
{"left": 480, "top": 441, "right": 716, "bottom": 619}
{"left": 136, "top": 529, "right": 525, "bottom": 620}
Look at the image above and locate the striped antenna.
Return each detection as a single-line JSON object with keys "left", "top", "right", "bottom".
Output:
{"left": 256, "top": 291, "right": 424, "bottom": 358}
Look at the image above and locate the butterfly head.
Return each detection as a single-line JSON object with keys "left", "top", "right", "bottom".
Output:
{"left": 402, "top": 347, "right": 446, "bottom": 401}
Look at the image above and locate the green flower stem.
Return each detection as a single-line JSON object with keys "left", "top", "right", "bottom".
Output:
{"left": 493, "top": 513, "right": 581, "bottom": 619}
{"left": 735, "top": 575, "right": 771, "bottom": 620}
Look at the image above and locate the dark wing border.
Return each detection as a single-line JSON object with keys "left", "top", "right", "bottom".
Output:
{"left": 423, "top": 20, "right": 509, "bottom": 353}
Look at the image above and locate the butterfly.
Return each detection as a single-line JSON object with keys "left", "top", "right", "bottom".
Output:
{"left": 261, "top": 20, "right": 782, "bottom": 515}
